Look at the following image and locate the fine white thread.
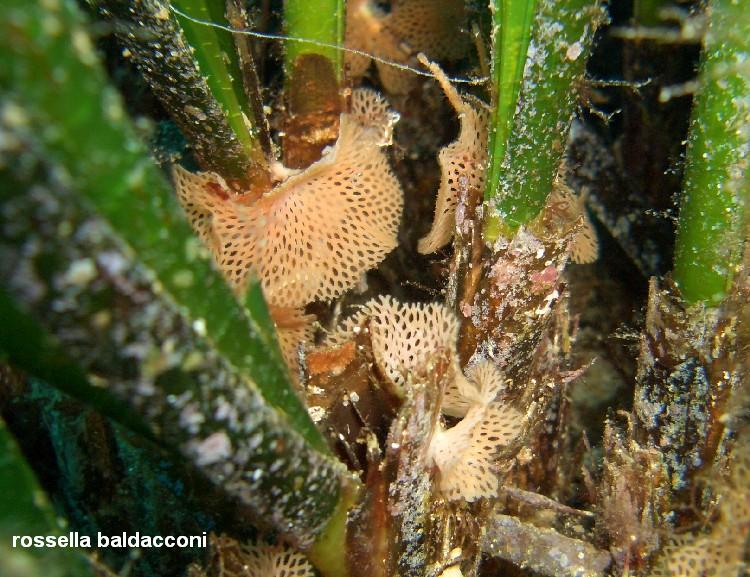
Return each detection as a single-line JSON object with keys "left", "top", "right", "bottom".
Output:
{"left": 169, "top": 4, "right": 489, "bottom": 86}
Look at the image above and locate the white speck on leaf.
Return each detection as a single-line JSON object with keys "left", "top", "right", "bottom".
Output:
{"left": 566, "top": 41, "right": 583, "bottom": 61}
{"left": 193, "top": 432, "right": 232, "bottom": 467}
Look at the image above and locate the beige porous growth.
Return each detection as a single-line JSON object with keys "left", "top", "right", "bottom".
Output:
{"left": 536, "top": 180, "right": 599, "bottom": 264}
{"left": 173, "top": 89, "right": 402, "bottom": 306}
{"left": 650, "top": 533, "right": 746, "bottom": 577}
{"left": 345, "top": 0, "right": 467, "bottom": 94}
{"left": 417, "top": 54, "right": 490, "bottom": 254}
{"left": 324, "top": 295, "right": 461, "bottom": 392}
{"left": 441, "top": 360, "right": 510, "bottom": 418}
{"left": 173, "top": 89, "right": 403, "bottom": 368}
{"left": 239, "top": 542, "right": 315, "bottom": 577}
{"left": 324, "top": 295, "right": 524, "bottom": 502}
{"left": 428, "top": 361, "right": 523, "bottom": 502}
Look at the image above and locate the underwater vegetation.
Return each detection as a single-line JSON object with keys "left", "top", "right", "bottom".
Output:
{"left": 0, "top": 0, "right": 748, "bottom": 576}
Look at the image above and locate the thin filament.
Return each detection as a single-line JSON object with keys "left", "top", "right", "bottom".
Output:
{"left": 169, "top": 4, "right": 489, "bottom": 86}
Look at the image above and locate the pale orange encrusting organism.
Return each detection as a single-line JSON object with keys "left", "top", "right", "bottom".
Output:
{"left": 541, "top": 180, "right": 598, "bottom": 264}
{"left": 416, "top": 54, "right": 490, "bottom": 255}
{"left": 413, "top": 56, "right": 597, "bottom": 263}
{"left": 649, "top": 533, "right": 746, "bottom": 577}
{"left": 441, "top": 360, "right": 509, "bottom": 418}
{"left": 323, "top": 295, "right": 461, "bottom": 393}
{"left": 428, "top": 361, "right": 523, "bottom": 502}
{"left": 173, "top": 89, "right": 403, "bottom": 369}
{"left": 240, "top": 541, "right": 316, "bottom": 577}
{"left": 344, "top": 0, "right": 467, "bottom": 94}
{"left": 323, "top": 295, "right": 525, "bottom": 502}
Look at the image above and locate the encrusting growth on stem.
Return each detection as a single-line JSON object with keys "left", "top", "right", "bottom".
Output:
{"left": 323, "top": 296, "right": 525, "bottom": 502}
{"left": 345, "top": 0, "right": 468, "bottom": 94}
{"left": 532, "top": 178, "right": 599, "bottom": 265}
{"left": 173, "top": 89, "right": 401, "bottom": 303}
{"left": 240, "top": 541, "right": 316, "bottom": 577}
{"left": 324, "top": 295, "right": 460, "bottom": 395}
{"left": 646, "top": 436, "right": 750, "bottom": 577}
{"left": 441, "top": 361, "right": 509, "bottom": 418}
{"left": 417, "top": 54, "right": 490, "bottom": 255}
{"left": 173, "top": 89, "right": 403, "bottom": 368}
{"left": 191, "top": 535, "right": 317, "bottom": 577}
{"left": 428, "top": 361, "right": 523, "bottom": 502}
{"left": 649, "top": 534, "right": 746, "bottom": 577}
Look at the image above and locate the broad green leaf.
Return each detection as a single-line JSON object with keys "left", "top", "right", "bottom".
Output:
{"left": 486, "top": 0, "right": 605, "bottom": 238}
{"left": 673, "top": 0, "right": 750, "bottom": 304}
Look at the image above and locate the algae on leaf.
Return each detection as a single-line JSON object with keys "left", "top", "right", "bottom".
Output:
{"left": 0, "top": 403, "right": 94, "bottom": 577}
{"left": 1, "top": 0, "right": 345, "bottom": 556}
{"left": 486, "top": 0, "right": 606, "bottom": 237}
{"left": 673, "top": 0, "right": 750, "bottom": 304}
{"left": 1, "top": 0, "right": 325, "bottom": 452}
